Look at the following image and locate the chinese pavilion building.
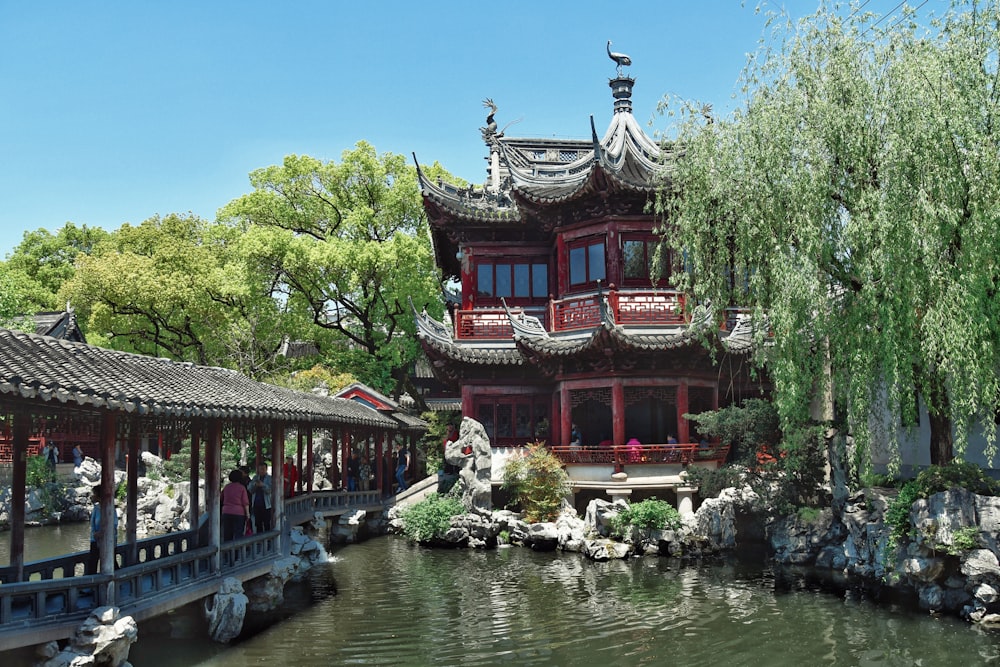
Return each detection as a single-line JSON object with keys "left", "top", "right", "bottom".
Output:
{"left": 414, "top": 61, "right": 765, "bottom": 502}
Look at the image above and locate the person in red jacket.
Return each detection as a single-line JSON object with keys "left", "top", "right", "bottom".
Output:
{"left": 283, "top": 455, "right": 299, "bottom": 498}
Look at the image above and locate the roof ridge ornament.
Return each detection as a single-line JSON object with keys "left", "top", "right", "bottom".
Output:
{"left": 607, "top": 40, "right": 632, "bottom": 77}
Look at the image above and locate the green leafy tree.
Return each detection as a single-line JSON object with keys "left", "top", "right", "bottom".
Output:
{"left": 0, "top": 265, "right": 38, "bottom": 328}
{"left": 4, "top": 222, "right": 109, "bottom": 312}
{"left": 220, "top": 143, "right": 446, "bottom": 398}
{"left": 658, "top": 1, "right": 1000, "bottom": 468}
{"left": 60, "top": 213, "right": 295, "bottom": 377}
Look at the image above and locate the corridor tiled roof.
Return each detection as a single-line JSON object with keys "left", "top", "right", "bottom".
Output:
{"left": 0, "top": 328, "right": 396, "bottom": 427}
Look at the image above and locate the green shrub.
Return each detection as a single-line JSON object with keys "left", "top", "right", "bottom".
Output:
{"left": 684, "top": 398, "right": 780, "bottom": 465}
{"left": 501, "top": 442, "right": 570, "bottom": 523}
{"left": 399, "top": 493, "right": 465, "bottom": 542}
{"left": 26, "top": 454, "right": 55, "bottom": 488}
{"left": 945, "top": 526, "right": 980, "bottom": 555}
{"left": 886, "top": 480, "right": 920, "bottom": 553}
{"left": 913, "top": 461, "right": 1000, "bottom": 498}
{"left": 610, "top": 498, "right": 681, "bottom": 537}
{"left": 860, "top": 471, "right": 899, "bottom": 488}
{"left": 683, "top": 465, "right": 744, "bottom": 499}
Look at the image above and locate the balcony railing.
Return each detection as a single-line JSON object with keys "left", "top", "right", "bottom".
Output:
{"left": 455, "top": 289, "right": 691, "bottom": 339}
{"left": 550, "top": 442, "right": 730, "bottom": 467}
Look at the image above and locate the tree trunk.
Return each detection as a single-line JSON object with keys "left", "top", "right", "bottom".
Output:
{"left": 928, "top": 411, "right": 954, "bottom": 465}
{"left": 926, "top": 372, "right": 954, "bottom": 465}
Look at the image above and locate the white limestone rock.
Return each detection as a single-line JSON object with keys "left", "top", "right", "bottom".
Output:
{"left": 204, "top": 578, "right": 247, "bottom": 643}
{"left": 38, "top": 606, "right": 138, "bottom": 667}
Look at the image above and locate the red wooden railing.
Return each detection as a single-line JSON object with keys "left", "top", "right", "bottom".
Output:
{"left": 610, "top": 291, "right": 686, "bottom": 326}
{"left": 455, "top": 309, "right": 513, "bottom": 340}
{"left": 549, "top": 443, "right": 730, "bottom": 467}
{"left": 455, "top": 289, "right": 694, "bottom": 339}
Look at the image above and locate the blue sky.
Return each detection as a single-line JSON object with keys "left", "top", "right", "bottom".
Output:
{"left": 0, "top": 1, "right": 933, "bottom": 258}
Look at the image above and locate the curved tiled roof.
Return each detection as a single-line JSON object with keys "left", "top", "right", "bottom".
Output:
{"left": 0, "top": 328, "right": 396, "bottom": 428}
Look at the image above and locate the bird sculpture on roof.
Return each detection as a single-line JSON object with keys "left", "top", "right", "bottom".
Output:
{"left": 607, "top": 40, "right": 632, "bottom": 76}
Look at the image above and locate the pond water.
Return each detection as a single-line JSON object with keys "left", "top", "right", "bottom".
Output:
{"left": 4, "top": 526, "right": 1000, "bottom": 666}
{"left": 121, "top": 537, "right": 999, "bottom": 667}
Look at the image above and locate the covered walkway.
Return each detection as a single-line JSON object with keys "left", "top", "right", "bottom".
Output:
{"left": 0, "top": 327, "right": 425, "bottom": 651}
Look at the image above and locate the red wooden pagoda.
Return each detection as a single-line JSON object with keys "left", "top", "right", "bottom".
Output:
{"left": 413, "top": 62, "right": 765, "bottom": 499}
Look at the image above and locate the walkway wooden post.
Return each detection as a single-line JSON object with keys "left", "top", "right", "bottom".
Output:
{"left": 125, "top": 419, "right": 140, "bottom": 567}
{"left": 189, "top": 421, "right": 201, "bottom": 545}
{"left": 205, "top": 419, "right": 221, "bottom": 573}
{"left": 375, "top": 430, "right": 383, "bottom": 494}
{"left": 305, "top": 427, "right": 314, "bottom": 494}
{"left": 271, "top": 422, "right": 285, "bottom": 549}
{"left": 296, "top": 428, "right": 303, "bottom": 494}
{"left": 340, "top": 427, "right": 349, "bottom": 489}
{"left": 9, "top": 409, "right": 28, "bottom": 582}
{"left": 99, "top": 413, "right": 117, "bottom": 604}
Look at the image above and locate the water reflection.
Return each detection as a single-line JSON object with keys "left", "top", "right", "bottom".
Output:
{"left": 6, "top": 530, "right": 999, "bottom": 666}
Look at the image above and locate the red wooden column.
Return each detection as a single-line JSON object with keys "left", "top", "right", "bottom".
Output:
{"left": 125, "top": 419, "right": 140, "bottom": 567}
{"left": 189, "top": 421, "right": 201, "bottom": 544}
{"left": 305, "top": 427, "right": 314, "bottom": 493}
{"left": 560, "top": 385, "right": 572, "bottom": 446}
{"left": 461, "top": 385, "right": 475, "bottom": 423}
{"left": 612, "top": 380, "right": 625, "bottom": 446}
{"left": 677, "top": 382, "right": 690, "bottom": 444}
{"left": 9, "top": 409, "right": 29, "bottom": 582}
{"left": 296, "top": 427, "right": 304, "bottom": 494}
{"left": 205, "top": 418, "right": 222, "bottom": 573}
{"left": 550, "top": 391, "right": 561, "bottom": 446}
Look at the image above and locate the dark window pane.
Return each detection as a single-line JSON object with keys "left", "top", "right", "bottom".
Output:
{"left": 623, "top": 240, "right": 645, "bottom": 280}
{"left": 496, "top": 265, "right": 512, "bottom": 297}
{"left": 477, "top": 264, "right": 493, "bottom": 297}
{"left": 477, "top": 404, "right": 495, "bottom": 442}
{"left": 570, "top": 247, "right": 586, "bottom": 285}
{"left": 513, "top": 264, "right": 530, "bottom": 298}
{"left": 532, "top": 263, "right": 547, "bottom": 297}
{"left": 496, "top": 404, "right": 513, "bottom": 437}
{"left": 516, "top": 404, "right": 531, "bottom": 438}
{"left": 589, "top": 242, "right": 605, "bottom": 282}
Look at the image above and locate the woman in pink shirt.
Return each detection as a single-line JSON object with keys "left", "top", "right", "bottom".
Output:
{"left": 221, "top": 469, "right": 250, "bottom": 540}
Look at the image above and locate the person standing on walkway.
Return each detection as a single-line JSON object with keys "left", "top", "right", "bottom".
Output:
{"left": 395, "top": 442, "right": 410, "bottom": 493}
{"left": 347, "top": 449, "right": 360, "bottom": 492}
{"left": 359, "top": 454, "right": 372, "bottom": 492}
{"left": 43, "top": 442, "right": 60, "bottom": 470}
{"left": 221, "top": 469, "right": 250, "bottom": 540}
{"left": 72, "top": 443, "right": 84, "bottom": 467}
{"left": 283, "top": 455, "right": 299, "bottom": 498}
{"left": 249, "top": 462, "right": 272, "bottom": 533}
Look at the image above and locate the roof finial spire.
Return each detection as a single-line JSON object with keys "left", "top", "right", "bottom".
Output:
{"left": 606, "top": 40, "right": 632, "bottom": 77}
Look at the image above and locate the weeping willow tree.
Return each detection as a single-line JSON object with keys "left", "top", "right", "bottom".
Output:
{"left": 658, "top": 1, "right": 1000, "bottom": 469}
